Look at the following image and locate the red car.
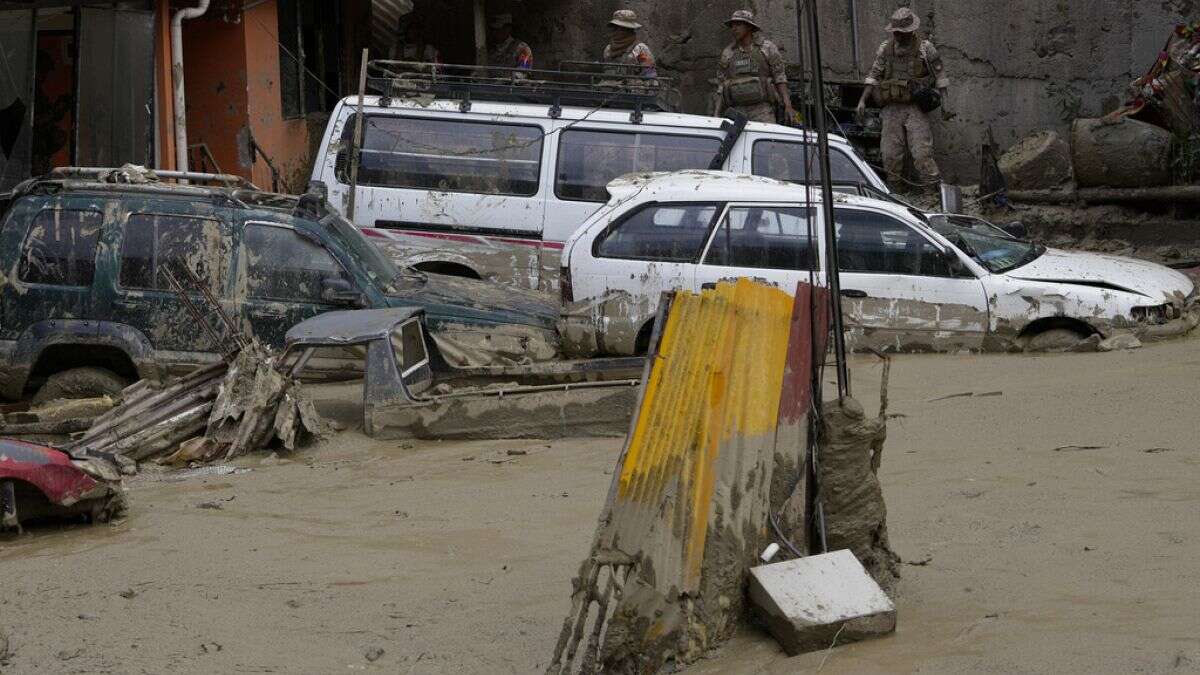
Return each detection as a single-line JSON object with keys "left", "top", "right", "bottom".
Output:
{"left": 0, "top": 438, "right": 124, "bottom": 532}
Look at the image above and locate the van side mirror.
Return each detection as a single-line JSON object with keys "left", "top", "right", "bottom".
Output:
{"left": 321, "top": 276, "right": 363, "bottom": 306}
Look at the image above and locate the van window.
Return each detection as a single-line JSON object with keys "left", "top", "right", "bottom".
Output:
{"left": 557, "top": 130, "right": 721, "bottom": 202}
{"left": 119, "top": 214, "right": 229, "bottom": 294}
{"left": 594, "top": 203, "right": 720, "bottom": 262}
{"left": 18, "top": 209, "right": 102, "bottom": 287}
{"left": 752, "top": 140, "right": 868, "bottom": 185}
{"left": 834, "top": 208, "right": 951, "bottom": 277}
{"left": 244, "top": 224, "right": 351, "bottom": 303}
{"left": 345, "top": 115, "right": 542, "bottom": 196}
{"left": 703, "top": 206, "right": 816, "bottom": 271}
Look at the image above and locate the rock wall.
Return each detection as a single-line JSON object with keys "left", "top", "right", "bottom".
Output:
{"left": 512, "top": 0, "right": 1192, "bottom": 182}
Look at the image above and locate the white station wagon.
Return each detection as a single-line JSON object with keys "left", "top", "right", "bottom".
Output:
{"left": 559, "top": 171, "right": 1198, "bottom": 355}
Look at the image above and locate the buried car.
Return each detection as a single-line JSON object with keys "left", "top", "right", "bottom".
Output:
{"left": 0, "top": 167, "right": 560, "bottom": 403}
{"left": 1, "top": 438, "right": 124, "bottom": 532}
{"left": 560, "top": 171, "right": 1198, "bottom": 355}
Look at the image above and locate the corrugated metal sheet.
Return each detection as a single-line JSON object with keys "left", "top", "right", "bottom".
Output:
{"left": 549, "top": 279, "right": 827, "bottom": 674}
{"left": 370, "top": 0, "right": 414, "bottom": 57}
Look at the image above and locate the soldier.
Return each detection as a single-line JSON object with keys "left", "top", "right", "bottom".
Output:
{"left": 388, "top": 18, "right": 440, "bottom": 64}
{"left": 855, "top": 7, "right": 951, "bottom": 191}
{"left": 487, "top": 13, "right": 534, "bottom": 72}
{"left": 715, "top": 10, "right": 795, "bottom": 124}
{"left": 602, "top": 10, "right": 657, "bottom": 79}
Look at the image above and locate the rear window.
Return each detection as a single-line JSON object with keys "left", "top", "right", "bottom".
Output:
{"left": 343, "top": 114, "right": 543, "bottom": 196}
{"left": 119, "top": 214, "right": 229, "bottom": 294}
{"left": 751, "top": 140, "right": 867, "bottom": 185}
{"left": 18, "top": 209, "right": 103, "bottom": 287}
{"left": 594, "top": 203, "right": 720, "bottom": 262}
{"left": 556, "top": 130, "right": 721, "bottom": 202}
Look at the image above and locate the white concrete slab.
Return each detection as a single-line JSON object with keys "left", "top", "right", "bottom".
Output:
{"left": 748, "top": 549, "right": 896, "bottom": 656}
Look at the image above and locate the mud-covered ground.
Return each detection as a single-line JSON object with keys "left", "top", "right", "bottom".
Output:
{"left": 3, "top": 337, "right": 1200, "bottom": 673}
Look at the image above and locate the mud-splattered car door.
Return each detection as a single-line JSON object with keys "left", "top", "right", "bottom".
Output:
{"left": 830, "top": 206, "right": 991, "bottom": 352}
{"left": 104, "top": 206, "right": 234, "bottom": 374}
{"left": 235, "top": 221, "right": 361, "bottom": 348}
{"left": 0, "top": 195, "right": 105, "bottom": 341}
{"left": 692, "top": 204, "right": 820, "bottom": 294}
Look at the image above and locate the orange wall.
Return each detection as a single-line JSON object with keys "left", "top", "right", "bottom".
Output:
{"left": 243, "top": 0, "right": 312, "bottom": 192}
{"left": 182, "top": 11, "right": 249, "bottom": 180}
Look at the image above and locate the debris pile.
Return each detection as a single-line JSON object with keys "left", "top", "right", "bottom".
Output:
{"left": 65, "top": 342, "right": 330, "bottom": 473}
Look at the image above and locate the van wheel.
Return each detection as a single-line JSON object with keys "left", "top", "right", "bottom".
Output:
{"left": 32, "top": 367, "right": 131, "bottom": 405}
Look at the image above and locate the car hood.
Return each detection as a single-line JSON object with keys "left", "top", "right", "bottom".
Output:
{"left": 1008, "top": 248, "right": 1195, "bottom": 300}
{"left": 385, "top": 273, "right": 561, "bottom": 329}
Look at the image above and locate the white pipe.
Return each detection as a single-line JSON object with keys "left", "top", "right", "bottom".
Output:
{"left": 171, "top": 0, "right": 211, "bottom": 172}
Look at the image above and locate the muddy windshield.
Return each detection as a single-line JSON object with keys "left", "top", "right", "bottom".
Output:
{"left": 935, "top": 225, "right": 1045, "bottom": 274}
{"left": 321, "top": 216, "right": 413, "bottom": 291}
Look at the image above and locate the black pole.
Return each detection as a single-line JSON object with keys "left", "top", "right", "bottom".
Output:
{"left": 806, "top": 0, "right": 850, "bottom": 401}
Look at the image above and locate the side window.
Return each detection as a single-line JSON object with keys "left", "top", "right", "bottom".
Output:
{"left": 751, "top": 140, "right": 867, "bottom": 185}
{"left": 244, "top": 224, "right": 350, "bottom": 303}
{"left": 342, "top": 115, "right": 543, "bottom": 196}
{"left": 119, "top": 214, "right": 230, "bottom": 294}
{"left": 834, "top": 209, "right": 951, "bottom": 277}
{"left": 595, "top": 203, "right": 719, "bottom": 263}
{"left": 18, "top": 209, "right": 103, "bottom": 286}
{"left": 703, "top": 206, "right": 816, "bottom": 271}
{"left": 556, "top": 130, "right": 722, "bottom": 202}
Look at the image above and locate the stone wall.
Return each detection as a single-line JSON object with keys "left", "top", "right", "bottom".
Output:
{"left": 512, "top": 0, "right": 1193, "bottom": 182}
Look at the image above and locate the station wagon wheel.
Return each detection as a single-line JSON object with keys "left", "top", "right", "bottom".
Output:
{"left": 31, "top": 367, "right": 131, "bottom": 405}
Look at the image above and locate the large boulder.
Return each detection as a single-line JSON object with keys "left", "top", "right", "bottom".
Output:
{"left": 1072, "top": 117, "right": 1172, "bottom": 188}
{"left": 998, "top": 131, "right": 1074, "bottom": 190}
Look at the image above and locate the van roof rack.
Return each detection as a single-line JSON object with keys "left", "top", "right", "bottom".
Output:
{"left": 48, "top": 166, "right": 258, "bottom": 189}
{"left": 366, "top": 60, "right": 680, "bottom": 120}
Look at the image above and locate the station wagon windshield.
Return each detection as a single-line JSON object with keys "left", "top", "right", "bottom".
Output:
{"left": 932, "top": 223, "right": 1045, "bottom": 274}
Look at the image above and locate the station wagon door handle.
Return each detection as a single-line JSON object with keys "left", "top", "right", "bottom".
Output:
{"left": 840, "top": 289, "right": 868, "bottom": 298}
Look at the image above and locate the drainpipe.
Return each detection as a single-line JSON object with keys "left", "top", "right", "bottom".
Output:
{"left": 171, "top": 0, "right": 210, "bottom": 173}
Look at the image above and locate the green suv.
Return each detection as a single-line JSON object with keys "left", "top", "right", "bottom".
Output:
{"left": 0, "top": 168, "right": 560, "bottom": 402}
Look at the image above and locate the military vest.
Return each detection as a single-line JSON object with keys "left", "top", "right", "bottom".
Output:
{"left": 602, "top": 43, "right": 641, "bottom": 76}
{"left": 723, "top": 42, "right": 772, "bottom": 107}
{"left": 879, "top": 39, "right": 931, "bottom": 105}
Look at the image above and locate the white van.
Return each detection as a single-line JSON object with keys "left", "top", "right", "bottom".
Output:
{"left": 559, "top": 171, "right": 1196, "bottom": 355}
{"left": 309, "top": 94, "right": 887, "bottom": 294}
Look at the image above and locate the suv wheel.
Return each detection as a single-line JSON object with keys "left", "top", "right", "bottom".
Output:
{"left": 32, "top": 367, "right": 131, "bottom": 405}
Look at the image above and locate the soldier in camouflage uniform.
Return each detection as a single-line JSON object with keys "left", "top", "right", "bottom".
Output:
{"left": 856, "top": 7, "right": 951, "bottom": 191}
{"left": 602, "top": 10, "right": 657, "bottom": 79}
{"left": 487, "top": 13, "right": 534, "bottom": 71}
{"left": 715, "top": 10, "right": 795, "bottom": 124}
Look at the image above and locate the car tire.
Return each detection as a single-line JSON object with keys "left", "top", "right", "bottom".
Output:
{"left": 32, "top": 367, "right": 131, "bottom": 405}
{"left": 1021, "top": 327, "right": 1089, "bottom": 353}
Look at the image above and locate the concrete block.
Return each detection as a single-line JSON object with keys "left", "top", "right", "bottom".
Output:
{"left": 748, "top": 549, "right": 896, "bottom": 656}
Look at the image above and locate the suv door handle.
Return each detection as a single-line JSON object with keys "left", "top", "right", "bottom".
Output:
{"left": 841, "top": 289, "right": 868, "bottom": 298}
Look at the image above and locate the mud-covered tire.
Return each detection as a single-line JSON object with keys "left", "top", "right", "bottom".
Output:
{"left": 1021, "top": 327, "right": 1089, "bottom": 353}
{"left": 32, "top": 367, "right": 130, "bottom": 405}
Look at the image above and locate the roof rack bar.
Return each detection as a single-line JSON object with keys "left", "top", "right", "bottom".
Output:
{"left": 48, "top": 167, "right": 258, "bottom": 189}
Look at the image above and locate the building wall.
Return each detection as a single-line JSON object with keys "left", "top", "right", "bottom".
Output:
{"left": 181, "top": 12, "right": 249, "bottom": 180}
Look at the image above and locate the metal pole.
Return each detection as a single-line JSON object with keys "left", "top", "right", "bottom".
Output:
{"left": 347, "top": 48, "right": 368, "bottom": 222}
{"left": 473, "top": 0, "right": 488, "bottom": 66}
{"left": 849, "top": 0, "right": 862, "bottom": 77}
{"left": 807, "top": 0, "right": 851, "bottom": 401}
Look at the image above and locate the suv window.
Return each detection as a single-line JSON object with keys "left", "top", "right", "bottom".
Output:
{"left": 752, "top": 140, "right": 868, "bottom": 185}
{"left": 703, "top": 206, "right": 816, "bottom": 271}
{"left": 595, "top": 203, "right": 719, "bottom": 262}
{"left": 119, "top": 214, "right": 230, "bottom": 294}
{"left": 244, "top": 224, "right": 351, "bottom": 302}
{"left": 834, "top": 209, "right": 951, "bottom": 277}
{"left": 557, "top": 130, "right": 722, "bottom": 202}
{"left": 18, "top": 209, "right": 103, "bottom": 287}
{"left": 346, "top": 114, "right": 543, "bottom": 196}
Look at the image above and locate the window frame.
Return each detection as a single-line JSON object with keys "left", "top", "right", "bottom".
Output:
{"left": 832, "top": 206, "right": 965, "bottom": 279}
{"left": 241, "top": 221, "right": 353, "bottom": 304}
{"left": 116, "top": 211, "right": 231, "bottom": 295}
{"left": 16, "top": 207, "right": 105, "bottom": 289}
{"left": 591, "top": 201, "right": 724, "bottom": 264}
{"left": 749, "top": 139, "right": 869, "bottom": 186}
{"left": 345, "top": 113, "right": 546, "bottom": 197}
{"left": 554, "top": 127, "right": 724, "bottom": 204}
{"left": 698, "top": 203, "right": 822, "bottom": 273}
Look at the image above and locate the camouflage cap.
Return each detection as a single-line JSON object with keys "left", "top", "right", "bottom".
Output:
{"left": 885, "top": 7, "right": 920, "bottom": 33}
{"left": 724, "top": 10, "right": 762, "bottom": 30}
{"left": 489, "top": 12, "right": 513, "bottom": 28}
{"left": 608, "top": 9, "right": 642, "bottom": 30}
